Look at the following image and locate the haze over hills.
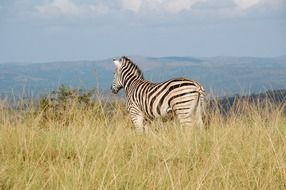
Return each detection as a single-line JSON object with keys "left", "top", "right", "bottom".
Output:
{"left": 0, "top": 56, "right": 285, "bottom": 97}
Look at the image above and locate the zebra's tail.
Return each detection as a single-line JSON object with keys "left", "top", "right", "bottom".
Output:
{"left": 195, "top": 87, "right": 205, "bottom": 128}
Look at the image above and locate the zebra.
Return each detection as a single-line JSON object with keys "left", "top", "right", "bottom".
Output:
{"left": 111, "top": 56, "right": 205, "bottom": 131}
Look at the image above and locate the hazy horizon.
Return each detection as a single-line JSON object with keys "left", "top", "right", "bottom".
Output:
{"left": 1, "top": 54, "right": 286, "bottom": 65}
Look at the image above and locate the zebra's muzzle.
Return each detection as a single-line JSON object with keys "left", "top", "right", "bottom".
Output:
{"left": 112, "top": 89, "right": 118, "bottom": 94}
{"left": 111, "top": 86, "right": 118, "bottom": 94}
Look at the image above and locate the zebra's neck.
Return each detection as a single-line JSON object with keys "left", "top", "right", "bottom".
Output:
{"left": 123, "top": 75, "right": 145, "bottom": 93}
{"left": 121, "top": 62, "right": 144, "bottom": 91}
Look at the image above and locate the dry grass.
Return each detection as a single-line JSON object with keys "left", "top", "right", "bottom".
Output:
{"left": 0, "top": 98, "right": 286, "bottom": 190}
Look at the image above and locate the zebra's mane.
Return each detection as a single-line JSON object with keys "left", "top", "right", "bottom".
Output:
{"left": 123, "top": 56, "right": 144, "bottom": 80}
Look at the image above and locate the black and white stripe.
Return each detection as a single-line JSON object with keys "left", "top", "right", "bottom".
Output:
{"left": 111, "top": 56, "right": 205, "bottom": 131}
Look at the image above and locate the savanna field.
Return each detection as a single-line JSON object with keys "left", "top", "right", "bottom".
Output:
{"left": 0, "top": 91, "right": 286, "bottom": 189}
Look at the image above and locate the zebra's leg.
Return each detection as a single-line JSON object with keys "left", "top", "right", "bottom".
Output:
{"left": 174, "top": 108, "right": 195, "bottom": 127}
{"left": 173, "top": 100, "right": 197, "bottom": 127}
{"left": 129, "top": 108, "right": 145, "bottom": 132}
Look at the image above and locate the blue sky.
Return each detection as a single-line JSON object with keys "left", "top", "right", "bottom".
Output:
{"left": 0, "top": 0, "right": 285, "bottom": 63}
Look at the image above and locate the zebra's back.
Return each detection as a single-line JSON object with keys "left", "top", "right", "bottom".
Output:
{"left": 132, "top": 77, "right": 205, "bottom": 119}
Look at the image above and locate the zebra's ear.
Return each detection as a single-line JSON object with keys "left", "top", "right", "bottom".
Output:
{"left": 113, "top": 59, "right": 122, "bottom": 68}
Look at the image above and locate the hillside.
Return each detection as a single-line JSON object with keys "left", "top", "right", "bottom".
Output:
{"left": 0, "top": 56, "right": 286, "bottom": 97}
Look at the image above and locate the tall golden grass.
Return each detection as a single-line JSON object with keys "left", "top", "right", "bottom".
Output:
{"left": 0, "top": 97, "right": 285, "bottom": 189}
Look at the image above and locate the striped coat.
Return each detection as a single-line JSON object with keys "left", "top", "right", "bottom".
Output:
{"left": 111, "top": 56, "right": 205, "bottom": 131}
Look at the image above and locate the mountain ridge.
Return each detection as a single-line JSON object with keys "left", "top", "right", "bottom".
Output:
{"left": 0, "top": 56, "right": 285, "bottom": 97}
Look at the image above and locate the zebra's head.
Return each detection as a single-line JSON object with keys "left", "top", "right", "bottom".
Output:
{"left": 111, "top": 57, "right": 123, "bottom": 94}
{"left": 111, "top": 56, "right": 144, "bottom": 94}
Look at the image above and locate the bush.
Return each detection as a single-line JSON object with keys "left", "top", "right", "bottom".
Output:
{"left": 39, "top": 85, "right": 96, "bottom": 123}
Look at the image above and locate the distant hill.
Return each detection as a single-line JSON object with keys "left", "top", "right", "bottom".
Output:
{"left": 0, "top": 56, "right": 286, "bottom": 97}
{"left": 214, "top": 89, "right": 286, "bottom": 115}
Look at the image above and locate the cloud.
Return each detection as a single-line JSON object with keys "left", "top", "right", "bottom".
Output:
{"left": 119, "top": 0, "right": 285, "bottom": 14}
{"left": 36, "top": 0, "right": 109, "bottom": 17}
{"left": 34, "top": 0, "right": 286, "bottom": 18}
{"left": 164, "top": 0, "right": 205, "bottom": 13}
{"left": 37, "top": 0, "right": 80, "bottom": 15}
{"left": 120, "top": 0, "right": 205, "bottom": 13}
{"left": 234, "top": 0, "right": 261, "bottom": 9}
{"left": 121, "top": 0, "right": 142, "bottom": 12}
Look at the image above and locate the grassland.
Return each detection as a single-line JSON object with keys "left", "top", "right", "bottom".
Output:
{"left": 0, "top": 97, "right": 286, "bottom": 190}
